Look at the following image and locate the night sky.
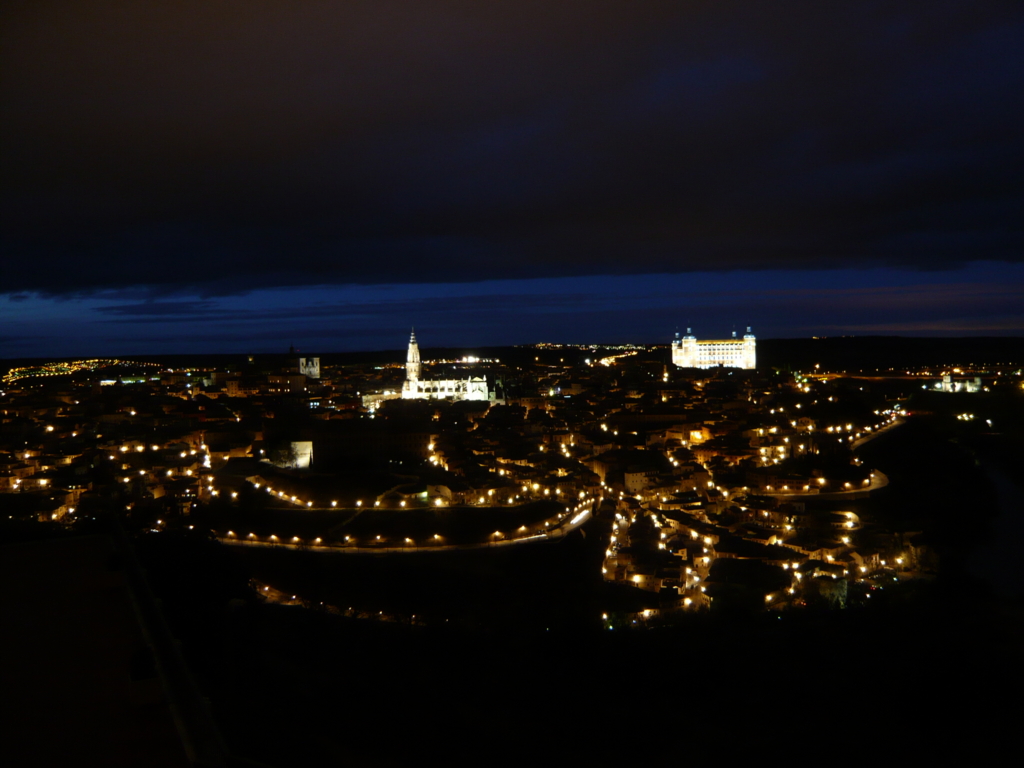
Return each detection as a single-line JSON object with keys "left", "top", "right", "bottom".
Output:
{"left": 3, "top": 2, "right": 1023, "bottom": 356}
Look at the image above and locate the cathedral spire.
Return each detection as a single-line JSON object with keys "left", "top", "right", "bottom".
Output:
{"left": 406, "top": 328, "right": 421, "bottom": 381}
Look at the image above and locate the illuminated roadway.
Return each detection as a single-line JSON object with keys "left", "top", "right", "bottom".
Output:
{"left": 767, "top": 418, "right": 903, "bottom": 500}
{"left": 215, "top": 498, "right": 597, "bottom": 554}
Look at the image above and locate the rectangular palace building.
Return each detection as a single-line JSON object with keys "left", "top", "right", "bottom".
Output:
{"left": 671, "top": 328, "right": 756, "bottom": 369}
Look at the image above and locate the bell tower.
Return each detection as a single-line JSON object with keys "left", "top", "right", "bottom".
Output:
{"left": 406, "top": 329, "right": 421, "bottom": 382}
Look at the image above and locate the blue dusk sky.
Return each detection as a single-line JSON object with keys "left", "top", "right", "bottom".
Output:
{"left": 2, "top": 2, "right": 1023, "bottom": 356}
{"left": 3, "top": 262, "right": 1023, "bottom": 358}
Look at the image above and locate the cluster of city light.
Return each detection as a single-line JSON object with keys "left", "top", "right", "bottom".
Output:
{"left": 602, "top": 509, "right": 710, "bottom": 607}
{"left": 528, "top": 342, "right": 644, "bottom": 351}
{"left": 605, "top": 457, "right": 903, "bottom": 613}
{"left": 7, "top": 334, "right": 944, "bottom": 621}
{"left": 98, "top": 442, "right": 216, "bottom": 491}
{"left": 429, "top": 356, "right": 500, "bottom": 365}
{"left": 2, "top": 358, "right": 159, "bottom": 385}
{"left": 595, "top": 351, "right": 638, "bottom": 367}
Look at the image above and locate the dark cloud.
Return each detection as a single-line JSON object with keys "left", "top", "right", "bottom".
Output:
{"left": 90, "top": 278, "right": 1024, "bottom": 335}
{"left": 95, "top": 300, "right": 222, "bottom": 317}
{"left": 92, "top": 291, "right": 606, "bottom": 324}
{"left": 111, "top": 326, "right": 401, "bottom": 346}
{"left": 3, "top": 1, "right": 1023, "bottom": 296}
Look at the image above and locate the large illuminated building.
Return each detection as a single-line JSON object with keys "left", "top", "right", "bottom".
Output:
{"left": 933, "top": 374, "right": 982, "bottom": 393}
{"left": 672, "top": 327, "right": 756, "bottom": 369}
{"left": 401, "top": 330, "right": 492, "bottom": 401}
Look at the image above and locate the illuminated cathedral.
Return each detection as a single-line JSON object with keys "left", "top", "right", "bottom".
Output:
{"left": 401, "top": 330, "right": 491, "bottom": 401}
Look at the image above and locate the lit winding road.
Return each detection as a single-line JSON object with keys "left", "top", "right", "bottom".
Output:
{"left": 215, "top": 498, "right": 597, "bottom": 554}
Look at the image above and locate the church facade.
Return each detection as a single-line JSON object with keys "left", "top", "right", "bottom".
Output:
{"left": 671, "top": 328, "right": 756, "bottom": 369}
